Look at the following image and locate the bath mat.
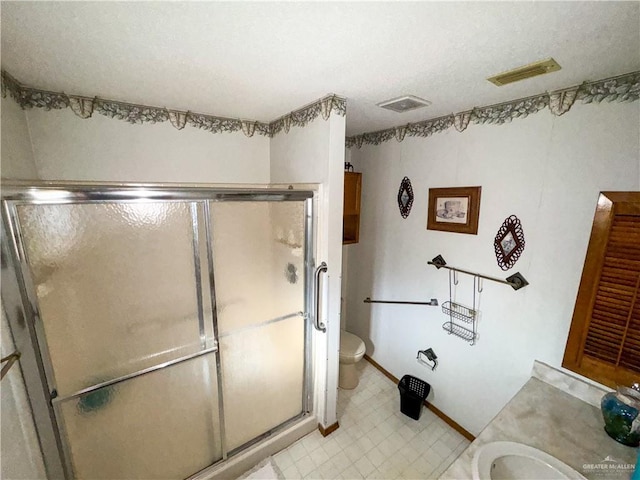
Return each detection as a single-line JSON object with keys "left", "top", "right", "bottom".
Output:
{"left": 238, "top": 458, "right": 284, "bottom": 480}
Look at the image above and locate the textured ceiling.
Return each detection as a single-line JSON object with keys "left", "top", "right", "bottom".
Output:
{"left": 2, "top": 2, "right": 639, "bottom": 136}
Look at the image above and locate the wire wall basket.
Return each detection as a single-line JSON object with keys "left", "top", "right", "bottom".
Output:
{"left": 442, "top": 322, "right": 476, "bottom": 343}
{"left": 441, "top": 301, "right": 476, "bottom": 324}
{"left": 441, "top": 268, "right": 479, "bottom": 345}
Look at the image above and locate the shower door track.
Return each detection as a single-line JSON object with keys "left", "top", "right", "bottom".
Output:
{"left": 226, "top": 412, "right": 307, "bottom": 458}
{"left": 1, "top": 183, "right": 315, "bottom": 204}
{"left": 1, "top": 182, "right": 317, "bottom": 480}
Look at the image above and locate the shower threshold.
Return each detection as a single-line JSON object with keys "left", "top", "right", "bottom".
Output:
{"left": 189, "top": 414, "right": 317, "bottom": 480}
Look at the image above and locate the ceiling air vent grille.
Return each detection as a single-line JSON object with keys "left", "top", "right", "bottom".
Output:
{"left": 377, "top": 95, "right": 431, "bottom": 113}
{"left": 488, "top": 58, "right": 561, "bottom": 86}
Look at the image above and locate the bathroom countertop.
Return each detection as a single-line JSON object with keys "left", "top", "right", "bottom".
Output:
{"left": 439, "top": 377, "right": 637, "bottom": 480}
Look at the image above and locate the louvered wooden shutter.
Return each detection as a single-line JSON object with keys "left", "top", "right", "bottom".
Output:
{"left": 563, "top": 192, "right": 640, "bottom": 388}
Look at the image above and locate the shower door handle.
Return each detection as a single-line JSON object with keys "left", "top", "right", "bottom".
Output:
{"left": 314, "top": 262, "right": 328, "bottom": 333}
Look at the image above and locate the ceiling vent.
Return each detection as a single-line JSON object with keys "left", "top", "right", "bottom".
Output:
{"left": 488, "top": 58, "right": 561, "bottom": 86}
{"left": 377, "top": 95, "right": 431, "bottom": 113}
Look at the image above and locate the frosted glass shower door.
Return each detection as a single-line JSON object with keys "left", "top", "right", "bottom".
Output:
{"left": 210, "top": 200, "right": 309, "bottom": 451}
{"left": 12, "top": 201, "right": 222, "bottom": 479}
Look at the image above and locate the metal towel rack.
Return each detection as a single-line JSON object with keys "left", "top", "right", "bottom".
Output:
{"left": 1, "top": 351, "right": 21, "bottom": 380}
{"left": 428, "top": 254, "right": 529, "bottom": 345}
{"left": 427, "top": 254, "right": 529, "bottom": 290}
{"left": 364, "top": 297, "right": 438, "bottom": 306}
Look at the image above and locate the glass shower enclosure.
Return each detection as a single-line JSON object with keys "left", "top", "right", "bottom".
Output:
{"left": 1, "top": 184, "right": 316, "bottom": 479}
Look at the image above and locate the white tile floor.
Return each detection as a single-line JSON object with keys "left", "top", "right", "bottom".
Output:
{"left": 271, "top": 361, "right": 470, "bottom": 479}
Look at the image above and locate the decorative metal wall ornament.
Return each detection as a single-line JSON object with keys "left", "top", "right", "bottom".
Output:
{"left": 0, "top": 70, "right": 345, "bottom": 138}
{"left": 397, "top": 177, "right": 414, "bottom": 219}
{"left": 494, "top": 215, "right": 525, "bottom": 271}
{"left": 345, "top": 70, "right": 640, "bottom": 148}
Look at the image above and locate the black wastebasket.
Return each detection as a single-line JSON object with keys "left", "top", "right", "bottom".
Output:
{"left": 398, "top": 375, "right": 431, "bottom": 420}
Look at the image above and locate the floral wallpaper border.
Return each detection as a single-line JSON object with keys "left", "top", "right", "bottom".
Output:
{"left": 0, "top": 70, "right": 346, "bottom": 138}
{"left": 346, "top": 71, "right": 640, "bottom": 148}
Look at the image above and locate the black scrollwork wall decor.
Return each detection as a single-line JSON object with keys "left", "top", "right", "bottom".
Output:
{"left": 494, "top": 215, "right": 525, "bottom": 271}
{"left": 397, "top": 177, "right": 414, "bottom": 219}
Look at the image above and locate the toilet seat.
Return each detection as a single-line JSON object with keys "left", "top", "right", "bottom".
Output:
{"left": 339, "top": 330, "right": 365, "bottom": 361}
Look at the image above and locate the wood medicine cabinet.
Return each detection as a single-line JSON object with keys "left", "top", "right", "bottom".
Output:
{"left": 343, "top": 172, "right": 362, "bottom": 244}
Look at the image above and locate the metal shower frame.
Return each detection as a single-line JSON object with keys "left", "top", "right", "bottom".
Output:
{"left": 1, "top": 182, "right": 318, "bottom": 479}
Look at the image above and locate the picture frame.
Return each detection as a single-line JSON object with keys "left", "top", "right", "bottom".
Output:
{"left": 397, "top": 176, "right": 414, "bottom": 219}
{"left": 427, "top": 186, "right": 481, "bottom": 234}
{"left": 494, "top": 215, "right": 525, "bottom": 270}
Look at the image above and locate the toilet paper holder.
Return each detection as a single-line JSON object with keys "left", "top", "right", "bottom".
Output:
{"left": 417, "top": 348, "right": 438, "bottom": 371}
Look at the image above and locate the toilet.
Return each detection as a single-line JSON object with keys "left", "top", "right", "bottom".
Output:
{"left": 339, "top": 330, "right": 366, "bottom": 389}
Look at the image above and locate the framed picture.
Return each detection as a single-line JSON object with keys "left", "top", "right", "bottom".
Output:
{"left": 494, "top": 215, "right": 525, "bottom": 270}
{"left": 427, "top": 186, "right": 481, "bottom": 234}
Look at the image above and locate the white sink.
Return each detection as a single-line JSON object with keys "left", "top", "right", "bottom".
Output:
{"left": 472, "top": 441, "right": 587, "bottom": 480}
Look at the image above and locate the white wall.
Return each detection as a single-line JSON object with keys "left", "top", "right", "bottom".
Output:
{"left": 271, "top": 113, "right": 346, "bottom": 429}
{"left": 345, "top": 101, "right": 640, "bottom": 435}
{"left": 25, "top": 108, "right": 270, "bottom": 183}
{"left": 1, "top": 97, "right": 38, "bottom": 179}
{"left": 1, "top": 310, "right": 47, "bottom": 480}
